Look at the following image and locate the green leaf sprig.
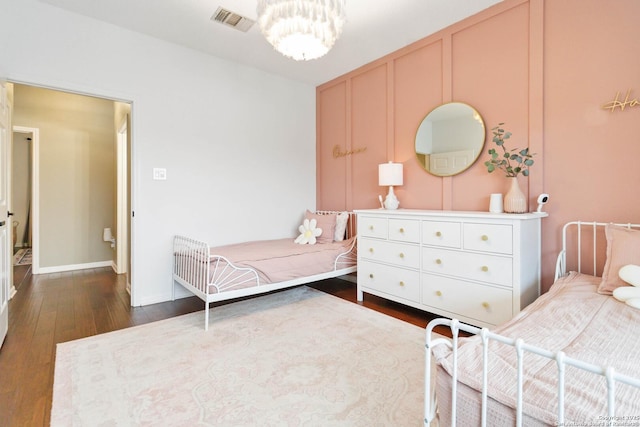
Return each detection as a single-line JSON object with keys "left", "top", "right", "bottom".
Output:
{"left": 484, "top": 123, "right": 535, "bottom": 177}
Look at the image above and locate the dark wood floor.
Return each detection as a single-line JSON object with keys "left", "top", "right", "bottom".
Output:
{"left": 0, "top": 266, "right": 443, "bottom": 426}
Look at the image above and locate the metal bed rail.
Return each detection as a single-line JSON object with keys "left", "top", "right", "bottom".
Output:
{"left": 427, "top": 219, "right": 640, "bottom": 426}
{"left": 173, "top": 210, "right": 358, "bottom": 330}
{"left": 555, "top": 221, "right": 640, "bottom": 281}
{"left": 425, "top": 318, "right": 640, "bottom": 427}
{"left": 314, "top": 210, "right": 358, "bottom": 241}
{"left": 173, "top": 235, "right": 210, "bottom": 297}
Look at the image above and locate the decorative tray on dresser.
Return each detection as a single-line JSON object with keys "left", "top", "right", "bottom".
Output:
{"left": 354, "top": 209, "right": 548, "bottom": 328}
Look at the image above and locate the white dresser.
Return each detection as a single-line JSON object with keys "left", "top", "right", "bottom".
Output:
{"left": 355, "top": 209, "right": 547, "bottom": 328}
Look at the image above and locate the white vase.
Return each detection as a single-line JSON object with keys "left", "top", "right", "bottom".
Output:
{"left": 504, "top": 177, "right": 527, "bottom": 213}
{"left": 489, "top": 193, "right": 503, "bottom": 213}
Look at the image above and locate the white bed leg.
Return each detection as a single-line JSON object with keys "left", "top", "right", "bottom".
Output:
{"left": 357, "top": 288, "right": 364, "bottom": 302}
{"left": 205, "top": 302, "right": 209, "bottom": 331}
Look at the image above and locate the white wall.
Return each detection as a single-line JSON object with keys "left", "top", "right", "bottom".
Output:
{"left": 0, "top": 0, "right": 316, "bottom": 305}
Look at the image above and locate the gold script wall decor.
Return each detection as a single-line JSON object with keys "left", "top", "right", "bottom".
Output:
{"left": 333, "top": 145, "right": 367, "bottom": 158}
{"left": 603, "top": 89, "right": 640, "bottom": 112}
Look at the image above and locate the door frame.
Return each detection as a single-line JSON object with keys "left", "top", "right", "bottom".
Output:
{"left": 12, "top": 126, "right": 39, "bottom": 274}
{"left": 9, "top": 79, "right": 136, "bottom": 305}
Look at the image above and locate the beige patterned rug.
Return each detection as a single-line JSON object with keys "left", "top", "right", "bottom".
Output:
{"left": 13, "top": 248, "right": 31, "bottom": 265}
{"left": 52, "top": 286, "right": 426, "bottom": 426}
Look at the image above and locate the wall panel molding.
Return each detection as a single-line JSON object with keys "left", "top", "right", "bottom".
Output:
{"left": 317, "top": 0, "right": 542, "bottom": 213}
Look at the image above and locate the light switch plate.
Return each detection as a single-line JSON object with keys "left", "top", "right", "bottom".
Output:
{"left": 153, "top": 168, "right": 167, "bottom": 180}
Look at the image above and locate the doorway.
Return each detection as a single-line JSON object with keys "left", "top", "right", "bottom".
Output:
{"left": 10, "top": 83, "right": 132, "bottom": 295}
{"left": 11, "top": 127, "right": 37, "bottom": 289}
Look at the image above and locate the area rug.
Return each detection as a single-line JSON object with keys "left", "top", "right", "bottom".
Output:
{"left": 51, "top": 286, "right": 426, "bottom": 426}
{"left": 13, "top": 248, "right": 31, "bottom": 266}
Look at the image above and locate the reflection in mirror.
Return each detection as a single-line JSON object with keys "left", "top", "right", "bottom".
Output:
{"left": 415, "top": 102, "right": 485, "bottom": 176}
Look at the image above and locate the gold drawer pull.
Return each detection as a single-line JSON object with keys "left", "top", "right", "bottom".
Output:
{"left": 435, "top": 258, "right": 442, "bottom": 265}
{"left": 399, "top": 252, "right": 405, "bottom": 258}
{"left": 399, "top": 281, "right": 405, "bottom": 287}
{"left": 481, "top": 266, "right": 489, "bottom": 272}
{"left": 369, "top": 273, "right": 374, "bottom": 279}
{"left": 369, "top": 225, "right": 374, "bottom": 230}
{"left": 435, "top": 231, "right": 442, "bottom": 237}
{"left": 481, "top": 235, "right": 489, "bottom": 241}
{"left": 399, "top": 227, "right": 405, "bottom": 233}
{"left": 436, "top": 290, "right": 442, "bottom": 297}
{"left": 369, "top": 247, "right": 374, "bottom": 253}
{"left": 482, "top": 301, "right": 490, "bottom": 309}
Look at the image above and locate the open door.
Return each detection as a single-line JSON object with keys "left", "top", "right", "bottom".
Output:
{"left": 0, "top": 81, "right": 11, "bottom": 348}
{"left": 116, "top": 119, "right": 128, "bottom": 278}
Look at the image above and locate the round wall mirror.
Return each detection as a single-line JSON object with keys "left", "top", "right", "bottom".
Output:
{"left": 415, "top": 102, "right": 486, "bottom": 176}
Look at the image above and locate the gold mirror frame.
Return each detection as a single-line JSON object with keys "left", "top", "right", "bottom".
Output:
{"left": 415, "top": 102, "right": 486, "bottom": 177}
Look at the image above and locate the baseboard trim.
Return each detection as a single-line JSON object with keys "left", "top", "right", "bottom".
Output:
{"left": 37, "top": 260, "right": 113, "bottom": 274}
{"left": 137, "top": 292, "right": 175, "bottom": 307}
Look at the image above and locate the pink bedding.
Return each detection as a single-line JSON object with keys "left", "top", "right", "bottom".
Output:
{"left": 433, "top": 271, "right": 640, "bottom": 425}
{"left": 209, "top": 237, "right": 356, "bottom": 291}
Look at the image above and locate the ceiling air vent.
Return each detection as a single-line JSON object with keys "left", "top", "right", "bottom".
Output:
{"left": 211, "top": 7, "right": 255, "bottom": 32}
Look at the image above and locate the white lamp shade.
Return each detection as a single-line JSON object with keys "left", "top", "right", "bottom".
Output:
{"left": 379, "top": 162, "right": 403, "bottom": 186}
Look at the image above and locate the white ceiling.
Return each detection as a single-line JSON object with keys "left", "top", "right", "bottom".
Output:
{"left": 37, "top": 0, "right": 502, "bottom": 86}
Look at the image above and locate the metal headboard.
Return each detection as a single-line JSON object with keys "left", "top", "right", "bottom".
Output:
{"left": 315, "top": 210, "right": 357, "bottom": 240}
{"left": 554, "top": 221, "right": 640, "bottom": 281}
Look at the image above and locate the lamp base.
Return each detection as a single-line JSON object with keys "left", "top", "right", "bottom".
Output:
{"left": 384, "top": 186, "right": 400, "bottom": 210}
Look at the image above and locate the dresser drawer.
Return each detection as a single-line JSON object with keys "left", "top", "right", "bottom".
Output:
{"left": 422, "top": 247, "right": 513, "bottom": 287}
{"left": 463, "top": 223, "right": 512, "bottom": 255}
{"left": 359, "top": 216, "right": 388, "bottom": 239}
{"left": 359, "top": 261, "right": 420, "bottom": 303}
{"left": 422, "top": 274, "right": 513, "bottom": 326}
{"left": 388, "top": 219, "right": 420, "bottom": 243}
{"left": 422, "top": 220, "right": 461, "bottom": 248}
{"left": 359, "top": 238, "right": 420, "bottom": 268}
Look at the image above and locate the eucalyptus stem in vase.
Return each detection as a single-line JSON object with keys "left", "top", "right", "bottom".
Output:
{"left": 484, "top": 124, "right": 536, "bottom": 213}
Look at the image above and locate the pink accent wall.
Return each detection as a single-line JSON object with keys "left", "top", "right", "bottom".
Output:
{"left": 317, "top": 81, "right": 347, "bottom": 210}
{"left": 542, "top": 0, "right": 640, "bottom": 286}
{"left": 350, "top": 65, "right": 388, "bottom": 209}
{"left": 317, "top": 0, "right": 640, "bottom": 292}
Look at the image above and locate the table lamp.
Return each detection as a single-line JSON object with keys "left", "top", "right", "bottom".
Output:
{"left": 379, "top": 162, "right": 403, "bottom": 210}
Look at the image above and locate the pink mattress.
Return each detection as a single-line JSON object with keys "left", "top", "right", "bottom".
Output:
{"left": 432, "top": 271, "right": 640, "bottom": 425}
{"left": 208, "top": 237, "right": 356, "bottom": 292}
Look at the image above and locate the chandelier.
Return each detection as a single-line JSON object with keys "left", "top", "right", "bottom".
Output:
{"left": 256, "top": 0, "right": 347, "bottom": 61}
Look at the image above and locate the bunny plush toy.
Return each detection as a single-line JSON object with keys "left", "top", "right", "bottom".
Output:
{"left": 613, "top": 264, "right": 640, "bottom": 309}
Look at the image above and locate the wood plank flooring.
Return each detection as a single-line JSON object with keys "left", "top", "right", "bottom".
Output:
{"left": 0, "top": 268, "right": 442, "bottom": 426}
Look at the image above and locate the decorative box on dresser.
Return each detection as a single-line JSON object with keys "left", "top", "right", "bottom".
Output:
{"left": 355, "top": 209, "right": 548, "bottom": 328}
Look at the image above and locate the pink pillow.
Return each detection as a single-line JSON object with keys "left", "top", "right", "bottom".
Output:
{"left": 598, "top": 224, "right": 640, "bottom": 295}
{"left": 305, "top": 210, "right": 336, "bottom": 244}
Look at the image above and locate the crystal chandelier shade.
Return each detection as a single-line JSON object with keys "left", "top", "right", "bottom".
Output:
{"left": 256, "top": 0, "right": 346, "bottom": 61}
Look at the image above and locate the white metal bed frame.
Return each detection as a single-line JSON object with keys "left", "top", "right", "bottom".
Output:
{"left": 173, "top": 211, "right": 357, "bottom": 330}
{"left": 425, "top": 220, "right": 640, "bottom": 427}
